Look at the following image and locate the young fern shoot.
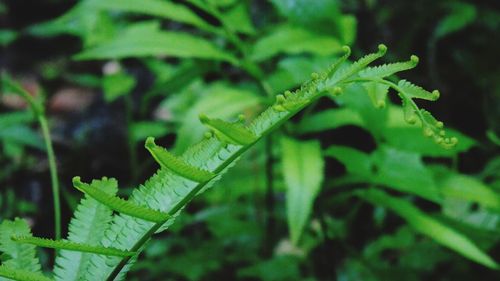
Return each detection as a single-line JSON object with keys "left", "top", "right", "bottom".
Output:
{"left": 0, "top": 45, "right": 467, "bottom": 281}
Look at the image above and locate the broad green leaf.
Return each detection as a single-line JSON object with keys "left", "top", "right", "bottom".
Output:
{"left": 371, "top": 146, "right": 440, "bottom": 203}
{"left": 382, "top": 127, "right": 476, "bottom": 157}
{"left": 0, "top": 125, "right": 45, "bottom": 150}
{"left": 173, "top": 82, "right": 261, "bottom": 153}
{"left": 75, "top": 21, "right": 236, "bottom": 63}
{"left": 435, "top": 2, "right": 477, "bottom": 39}
{"left": 85, "top": 0, "right": 211, "bottom": 31}
{"left": 130, "top": 121, "right": 169, "bottom": 143}
{"left": 238, "top": 255, "right": 301, "bottom": 281}
{"left": 324, "top": 145, "right": 371, "bottom": 178}
{"left": 0, "top": 218, "right": 42, "bottom": 275}
{"left": 281, "top": 137, "right": 324, "bottom": 245}
{"left": 358, "top": 188, "right": 499, "bottom": 269}
{"left": 102, "top": 72, "right": 136, "bottom": 102}
{"left": 438, "top": 172, "right": 500, "bottom": 212}
{"left": 297, "top": 108, "right": 364, "bottom": 134}
{"left": 0, "top": 111, "right": 35, "bottom": 127}
{"left": 251, "top": 24, "right": 343, "bottom": 62}
{"left": 222, "top": 2, "right": 255, "bottom": 35}
{"left": 28, "top": 2, "right": 115, "bottom": 47}
{"left": 0, "top": 29, "right": 17, "bottom": 46}
{"left": 269, "top": 0, "right": 355, "bottom": 41}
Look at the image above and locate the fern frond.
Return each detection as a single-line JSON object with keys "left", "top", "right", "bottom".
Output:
{"left": 0, "top": 219, "right": 42, "bottom": 275}
{"left": 397, "top": 79, "right": 440, "bottom": 101}
{"left": 328, "top": 44, "right": 387, "bottom": 85}
{"left": 72, "top": 177, "right": 170, "bottom": 223}
{"left": 53, "top": 177, "right": 117, "bottom": 281}
{"left": 11, "top": 236, "right": 134, "bottom": 258}
{"left": 70, "top": 45, "right": 459, "bottom": 280}
{"left": 0, "top": 266, "right": 52, "bottom": 281}
{"left": 324, "top": 45, "right": 351, "bottom": 78}
{"left": 199, "top": 114, "right": 257, "bottom": 145}
{"left": 145, "top": 137, "right": 214, "bottom": 182}
{"left": 364, "top": 82, "right": 390, "bottom": 108}
{"left": 359, "top": 55, "right": 419, "bottom": 79}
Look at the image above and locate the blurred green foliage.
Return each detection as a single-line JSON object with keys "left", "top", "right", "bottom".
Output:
{"left": 0, "top": 0, "right": 499, "bottom": 280}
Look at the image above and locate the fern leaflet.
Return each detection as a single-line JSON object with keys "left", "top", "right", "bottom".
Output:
{"left": 398, "top": 79, "right": 440, "bottom": 101}
{"left": 0, "top": 219, "right": 42, "bottom": 276}
{"left": 359, "top": 55, "right": 419, "bottom": 79}
{"left": 72, "top": 177, "right": 171, "bottom": 223}
{"left": 0, "top": 266, "right": 51, "bottom": 281}
{"left": 145, "top": 137, "right": 214, "bottom": 182}
{"left": 199, "top": 114, "right": 258, "bottom": 145}
{"left": 11, "top": 236, "right": 134, "bottom": 257}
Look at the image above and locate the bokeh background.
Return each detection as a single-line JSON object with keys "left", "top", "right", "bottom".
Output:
{"left": 1, "top": 0, "right": 499, "bottom": 280}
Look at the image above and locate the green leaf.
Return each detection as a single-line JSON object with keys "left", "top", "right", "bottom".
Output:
{"left": 12, "top": 236, "right": 135, "bottom": 257}
{"left": 363, "top": 82, "right": 390, "bottom": 108}
{"left": 250, "top": 24, "right": 343, "bottom": 62}
{"left": 296, "top": 108, "right": 364, "bottom": 134}
{"left": 28, "top": 2, "right": 115, "bottom": 47}
{"left": 435, "top": 2, "right": 477, "bottom": 39}
{"left": 222, "top": 2, "right": 255, "bottom": 34}
{"left": 53, "top": 177, "right": 118, "bottom": 281}
{"left": 324, "top": 145, "right": 372, "bottom": 178}
{"left": 85, "top": 0, "right": 212, "bottom": 31}
{"left": 102, "top": 72, "right": 136, "bottom": 102}
{"left": 382, "top": 127, "right": 476, "bottom": 157}
{"left": 0, "top": 29, "right": 17, "bottom": 46}
{"left": 0, "top": 125, "right": 45, "bottom": 150}
{"left": 397, "top": 79, "right": 440, "bottom": 101}
{"left": 75, "top": 21, "right": 236, "bottom": 63}
{"left": 173, "top": 82, "right": 260, "bottom": 153}
{"left": 438, "top": 172, "right": 500, "bottom": 212}
{"left": 359, "top": 55, "right": 419, "bottom": 79}
{"left": 281, "top": 137, "right": 324, "bottom": 244}
{"left": 199, "top": 114, "right": 257, "bottom": 145}
{"left": 130, "top": 121, "right": 169, "bottom": 143}
{"left": 357, "top": 188, "right": 499, "bottom": 269}
{"left": 145, "top": 137, "right": 215, "bottom": 183}
{"left": 371, "top": 146, "right": 440, "bottom": 203}
{"left": 0, "top": 219, "right": 42, "bottom": 274}
{"left": 72, "top": 177, "right": 171, "bottom": 223}
{"left": 0, "top": 266, "right": 51, "bottom": 281}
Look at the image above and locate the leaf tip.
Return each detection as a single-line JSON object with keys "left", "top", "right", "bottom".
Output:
{"left": 377, "top": 44, "right": 388, "bottom": 55}
{"left": 145, "top": 137, "right": 156, "bottom": 149}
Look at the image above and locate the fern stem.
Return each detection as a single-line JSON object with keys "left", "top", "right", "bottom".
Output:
{"left": 11, "top": 235, "right": 135, "bottom": 257}
{"left": 1, "top": 74, "right": 61, "bottom": 240}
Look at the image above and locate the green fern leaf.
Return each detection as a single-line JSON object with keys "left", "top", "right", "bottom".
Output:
{"left": 397, "top": 79, "right": 440, "bottom": 101}
{"left": 328, "top": 44, "right": 387, "bottom": 85}
{"left": 0, "top": 219, "right": 42, "bottom": 276}
{"left": 11, "top": 236, "right": 134, "bottom": 258}
{"left": 52, "top": 177, "right": 117, "bottom": 281}
{"left": 400, "top": 95, "right": 418, "bottom": 124}
{"left": 72, "top": 177, "right": 171, "bottom": 223}
{"left": 145, "top": 137, "right": 214, "bottom": 182}
{"left": 199, "top": 114, "right": 257, "bottom": 145}
{"left": 0, "top": 266, "right": 52, "bottom": 281}
{"left": 70, "top": 45, "right": 460, "bottom": 280}
{"left": 364, "top": 82, "right": 390, "bottom": 108}
{"left": 359, "top": 55, "right": 419, "bottom": 79}
{"left": 324, "top": 45, "right": 351, "bottom": 78}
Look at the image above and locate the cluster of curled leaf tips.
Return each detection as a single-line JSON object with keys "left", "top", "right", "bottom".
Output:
{"left": 272, "top": 44, "right": 457, "bottom": 149}
{"left": 0, "top": 44, "right": 458, "bottom": 281}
